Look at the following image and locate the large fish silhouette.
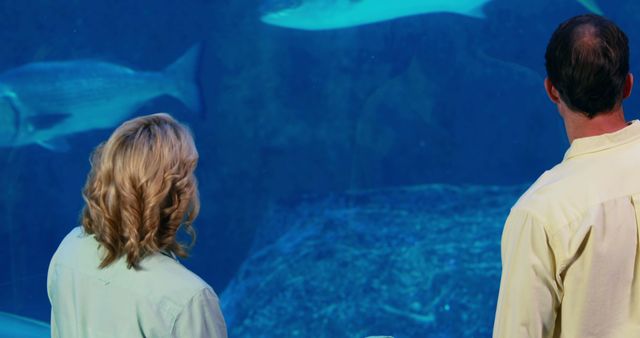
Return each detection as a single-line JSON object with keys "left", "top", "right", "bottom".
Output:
{"left": 0, "top": 311, "right": 50, "bottom": 338}
{"left": 0, "top": 44, "right": 202, "bottom": 151}
{"left": 260, "top": 0, "right": 603, "bottom": 30}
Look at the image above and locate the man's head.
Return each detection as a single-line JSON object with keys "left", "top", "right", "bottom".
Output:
{"left": 545, "top": 14, "right": 632, "bottom": 118}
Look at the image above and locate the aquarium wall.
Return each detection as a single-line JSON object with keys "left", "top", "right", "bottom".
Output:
{"left": 1, "top": 0, "right": 639, "bottom": 337}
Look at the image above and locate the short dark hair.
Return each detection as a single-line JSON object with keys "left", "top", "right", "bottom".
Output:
{"left": 545, "top": 14, "right": 629, "bottom": 118}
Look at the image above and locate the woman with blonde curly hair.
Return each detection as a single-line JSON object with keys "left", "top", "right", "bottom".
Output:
{"left": 47, "top": 113, "right": 227, "bottom": 338}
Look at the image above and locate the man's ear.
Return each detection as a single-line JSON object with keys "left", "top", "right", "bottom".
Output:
{"left": 545, "top": 78, "right": 561, "bottom": 104}
{"left": 623, "top": 73, "right": 634, "bottom": 99}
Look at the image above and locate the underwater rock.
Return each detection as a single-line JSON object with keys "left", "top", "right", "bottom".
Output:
{"left": 221, "top": 184, "right": 527, "bottom": 337}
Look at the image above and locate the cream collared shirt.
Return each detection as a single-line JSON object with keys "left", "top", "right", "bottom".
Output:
{"left": 494, "top": 120, "right": 640, "bottom": 338}
{"left": 47, "top": 227, "right": 227, "bottom": 338}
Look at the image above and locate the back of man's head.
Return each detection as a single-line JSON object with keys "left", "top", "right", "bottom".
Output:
{"left": 545, "top": 14, "right": 629, "bottom": 118}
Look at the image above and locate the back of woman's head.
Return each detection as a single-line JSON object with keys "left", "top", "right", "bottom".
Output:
{"left": 82, "top": 113, "right": 200, "bottom": 269}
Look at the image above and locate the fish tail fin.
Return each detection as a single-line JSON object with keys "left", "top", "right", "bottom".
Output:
{"left": 578, "top": 0, "right": 604, "bottom": 15}
{"left": 165, "top": 43, "right": 204, "bottom": 113}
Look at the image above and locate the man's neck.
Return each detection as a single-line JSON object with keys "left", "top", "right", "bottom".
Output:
{"left": 563, "top": 108, "right": 628, "bottom": 143}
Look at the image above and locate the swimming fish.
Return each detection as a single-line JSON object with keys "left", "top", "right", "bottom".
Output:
{"left": 260, "top": 0, "right": 493, "bottom": 30}
{"left": 260, "top": 0, "right": 604, "bottom": 30}
{"left": 0, "top": 311, "right": 50, "bottom": 338}
{"left": 0, "top": 44, "right": 202, "bottom": 151}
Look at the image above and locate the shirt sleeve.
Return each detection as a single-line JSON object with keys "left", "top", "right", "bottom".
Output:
{"left": 50, "top": 309, "right": 59, "bottom": 338}
{"left": 493, "top": 209, "right": 562, "bottom": 338}
{"left": 172, "top": 287, "right": 228, "bottom": 338}
{"left": 48, "top": 249, "right": 59, "bottom": 338}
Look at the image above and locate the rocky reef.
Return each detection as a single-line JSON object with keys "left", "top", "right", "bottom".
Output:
{"left": 221, "top": 184, "right": 526, "bottom": 337}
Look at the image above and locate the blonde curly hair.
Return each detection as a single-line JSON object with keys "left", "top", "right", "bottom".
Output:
{"left": 81, "top": 113, "right": 200, "bottom": 269}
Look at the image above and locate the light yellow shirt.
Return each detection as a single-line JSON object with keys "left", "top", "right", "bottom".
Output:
{"left": 493, "top": 120, "right": 640, "bottom": 338}
{"left": 47, "top": 226, "right": 227, "bottom": 338}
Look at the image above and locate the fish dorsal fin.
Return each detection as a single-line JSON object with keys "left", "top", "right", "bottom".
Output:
{"left": 37, "top": 137, "right": 70, "bottom": 152}
{"left": 466, "top": 4, "right": 487, "bottom": 19}
{"left": 577, "top": 0, "right": 603, "bottom": 14}
{"left": 25, "top": 113, "right": 71, "bottom": 131}
{"left": 462, "top": 0, "right": 493, "bottom": 19}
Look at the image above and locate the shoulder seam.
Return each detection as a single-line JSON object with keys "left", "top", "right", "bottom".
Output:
{"left": 169, "top": 286, "right": 212, "bottom": 335}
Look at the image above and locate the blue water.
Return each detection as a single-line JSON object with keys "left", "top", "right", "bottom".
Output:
{"left": 0, "top": 0, "right": 638, "bottom": 337}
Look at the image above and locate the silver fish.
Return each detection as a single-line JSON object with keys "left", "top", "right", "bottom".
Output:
{"left": 0, "top": 44, "right": 202, "bottom": 151}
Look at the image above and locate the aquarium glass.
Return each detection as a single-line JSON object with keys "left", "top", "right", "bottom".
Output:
{"left": 1, "top": 0, "right": 638, "bottom": 337}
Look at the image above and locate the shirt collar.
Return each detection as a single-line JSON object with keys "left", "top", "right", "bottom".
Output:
{"left": 160, "top": 249, "right": 179, "bottom": 262}
{"left": 563, "top": 119, "right": 640, "bottom": 161}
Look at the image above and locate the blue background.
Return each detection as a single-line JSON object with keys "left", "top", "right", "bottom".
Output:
{"left": 0, "top": 0, "right": 638, "bottom": 336}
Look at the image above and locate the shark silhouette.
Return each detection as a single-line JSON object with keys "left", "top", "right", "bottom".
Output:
{"left": 260, "top": 0, "right": 604, "bottom": 30}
